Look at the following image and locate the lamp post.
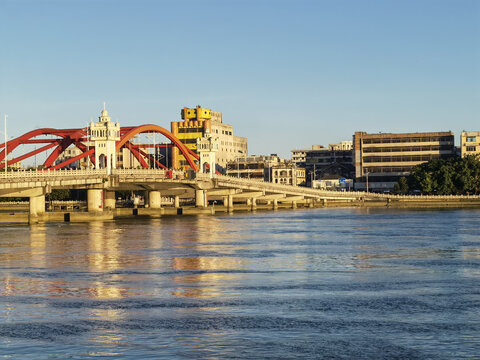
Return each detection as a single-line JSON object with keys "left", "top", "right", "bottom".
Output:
{"left": 366, "top": 171, "right": 369, "bottom": 193}
{"left": 153, "top": 132, "right": 156, "bottom": 169}
{"left": 3, "top": 114, "right": 7, "bottom": 178}
{"left": 86, "top": 124, "right": 90, "bottom": 169}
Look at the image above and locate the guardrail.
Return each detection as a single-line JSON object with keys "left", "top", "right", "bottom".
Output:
{"left": 0, "top": 168, "right": 108, "bottom": 180}
{"left": 1, "top": 170, "right": 480, "bottom": 201}
{"left": 214, "top": 174, "right": 480, "bottom": 200}
{"left": 214, "top": 174, "right": 364, "bottom": 198}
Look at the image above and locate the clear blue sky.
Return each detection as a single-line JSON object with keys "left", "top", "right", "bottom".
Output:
{"left": 1, "top": 0, "right": 479, "bottom": 158}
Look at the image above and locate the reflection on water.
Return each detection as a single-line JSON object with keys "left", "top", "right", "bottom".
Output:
{"left": 0, "top": 208, "right": 479, "bottom": 359}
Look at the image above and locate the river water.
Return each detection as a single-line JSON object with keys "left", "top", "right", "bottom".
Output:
{"left": 0, "top": 208, "right": 479, "bottom": 359}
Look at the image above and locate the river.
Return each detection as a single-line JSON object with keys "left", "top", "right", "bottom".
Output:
{"left": 0, "top": 208, "right": 479, "bottom": 359}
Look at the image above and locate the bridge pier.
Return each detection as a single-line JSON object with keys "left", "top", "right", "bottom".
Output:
{"left": 88, "top": 189, "right": 104, "bottom": 212}
{"left": 174, "top": 195, "right": 180, "bottom": 208}
{"left": 309, "top": 199, "right": 315, "bottom": 208}
{"left": 148, "top": 191, "right": 162, "bottom": 209}
{"left": 292, "top": 200, "right": 297, "bottom": 209}
{"left": 227, "top": 195, "right": 234, "bottom": 212}
{"left": 105, "top": 191, "right": 116, "bottom": 210}
{"left": 273, "top": 199, "right": 278, "bottom": 210}
{"left": 251, "top": 198, "right": 257, "bottom": 211}
{"left": 195, "top": 190, "right": 207, "bottom": 208}
{"left": 29, "top": 194, "right": 45, "bottom": 224}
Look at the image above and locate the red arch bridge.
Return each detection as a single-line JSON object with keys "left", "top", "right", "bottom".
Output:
{"left": 0, "top": 125, "right": 199, "bottom": 171}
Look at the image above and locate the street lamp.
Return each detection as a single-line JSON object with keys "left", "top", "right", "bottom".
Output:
{"left": 366, "top": 171, "right": 369, "bottom": 193}
{"left": 2, "top": 114, "right": 7, "bottom": 177}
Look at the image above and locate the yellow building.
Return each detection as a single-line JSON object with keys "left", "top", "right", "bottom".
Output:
{"left": 171, "top": 106, "right": 247, "bottom": 170}
{"left": 461, "top": 131, "right": 480, "bottom": 158}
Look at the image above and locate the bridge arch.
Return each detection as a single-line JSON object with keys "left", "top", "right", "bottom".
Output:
{"left": 0, "top": 128, "right": 89, "bottom": 169}
{"left": 117, "top": 124, "right": 198, "bottom": 171}
{"left": 1, "top": 124, "right": 199, "bottom": 171}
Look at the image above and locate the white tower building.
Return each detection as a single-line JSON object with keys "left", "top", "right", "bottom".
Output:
{"left": 197, "top": 132, "right": 219, "bottom": 178}
{"left": 90, "top": 108, "right": 120, "bottom": 174}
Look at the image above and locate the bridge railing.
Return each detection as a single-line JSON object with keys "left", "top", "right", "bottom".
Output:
{"left": 112, "top": 168, "right": 186, "bottom": 179}
{"left": 113, "top": 168, "right": 166, "bottom": 176}
{"left": 214, "top": 174, "right": 364, "bottom": 198}
{"left": 0, "top": 168, "right": 108, "bottom": 181}
{"left": 214, "top": 175, "right": 480, "bottom": 200}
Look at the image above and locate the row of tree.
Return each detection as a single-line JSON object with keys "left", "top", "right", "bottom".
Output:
{"left": 394, "top": 156, "right": 480, "bottom": 195}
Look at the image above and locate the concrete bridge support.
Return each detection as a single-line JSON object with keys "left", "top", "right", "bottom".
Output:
{"left": 88, "top": 189, "right": 104, "bottom": 212}
{"left": 292, "top": 200, "right": 297, "bottom": 209}
{"left": 227, "top": 195, "right": 234, "bottom": 213}
{"left": 273, "top": 199, "right": 278, "bottom": 210}
{"left": 251, "top": 198, "right": 257, "bottom": 211}
{"left": 309, "top": 199, "right": 315, "bottom": 208}
{"left": 148, "top": 191, "right": 162, "bottom": 209}
{"left": 29, "top": 194, "right": 45, "bottom": 224}
{"left": 195, "top": 190, "right": 207, "bottom": 208}
{"left": 105, "top": 191, "right": 116, "bottom": 210}
{"left": 174, "top": 195, "right": 180, "bottom": 208}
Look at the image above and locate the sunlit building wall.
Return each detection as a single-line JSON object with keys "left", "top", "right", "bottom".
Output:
{"left": 171, "top": 106, "right": 247, "bottom": 170}
{"left": 354, "top": 131, "right": 455, "bottom": 191}
{"left": 461, "top": 131, "right": 480, "bottom": 158}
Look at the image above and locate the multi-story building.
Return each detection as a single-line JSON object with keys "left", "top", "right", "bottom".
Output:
{"left": 353, "top": 131, "right": 455, "bottom": 191}
{"left": 55, "top": 145, "right": 89, "bottom": 169}
{"left": 292, "top": 142, "right": 354, "bottom": 186}
{"left": 304, "top": 143, "right": 354, "bottom": 185}
{"left": 296, "top": 168, "right": 306, "bottom": 186}
{"left": 226, "top": 155, "right": 298, "bottom": 185}
{"left": 226, "top": 155, "right": 280, "bottom": 180}
{"left": 461, "top": 131, "right": 480, "bottom": 158}
{"left": 270, "top": 162, "right": 298, "bottom": 186}
{"left": 291, "top": 145, "right": 325, "bottom": 167}
{"left": 329, "top": 141, "right": 353, "bottom": 151}
{"left": 171, "top": 106, "right": 247, "bottom": 170}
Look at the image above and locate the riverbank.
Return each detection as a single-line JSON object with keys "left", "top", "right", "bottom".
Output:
{"left": 2, "top": 196, "right": 480, "bottom": 224}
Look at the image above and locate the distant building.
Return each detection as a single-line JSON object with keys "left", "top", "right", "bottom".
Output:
{"left": 291, "top": 145, "right": 325, "bottom": 167}
{"left": 312, "top": 176, "right": 354, "bottom": 191}
{"left": 303, "top": 142, "right": 354, "bottom": 185}
{"left": 171, "top": 106, "right": 247, "bottom": 170}
{"left": 55, "top": 145, "right": 85, "bottom": 169}
{"left": 226, "top": 155, "right": 297, "bottom": 185}
{"left": 296, "top": 167, "right": 306, "bottom": 186}
{"left": 353, "top": 131, "right": 455, "bottom": 191}
{"left": 461, "top": 131, "right": 480, "bottom": 158}
{"left": 269, "top": 162, "right": 298, "bottom": 186}
{"left": 226, "top": 155, "right": 281, "bottom": 180}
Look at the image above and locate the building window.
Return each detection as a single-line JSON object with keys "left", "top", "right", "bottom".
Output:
{"left": 467, "top": 137, "right": 476, "bottom": 142}
{"left": 466, "top": 146, "right": 476, "bottom": 152}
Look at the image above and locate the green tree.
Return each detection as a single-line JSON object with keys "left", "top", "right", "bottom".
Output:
{"left": 408, "top": 156, "right": 480, "bottom": 195}
{"left": 46, "top": 189, "right": 71, "bottom": 201}
{"left": 394, "top": 176, "right": 409, "bottom": 194}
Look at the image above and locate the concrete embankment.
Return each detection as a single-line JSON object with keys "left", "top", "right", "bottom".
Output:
{"left": 1, "top": 197, "right": 480, "bottom": 224}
